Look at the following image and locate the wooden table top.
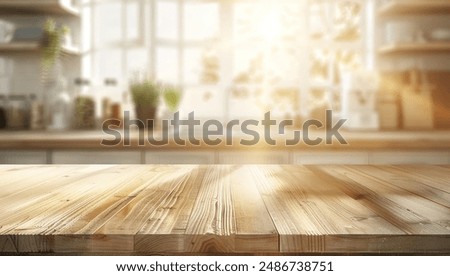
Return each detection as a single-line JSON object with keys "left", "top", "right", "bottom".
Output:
{"left": 0, "top": 165, "right": 449, "bottom": 255}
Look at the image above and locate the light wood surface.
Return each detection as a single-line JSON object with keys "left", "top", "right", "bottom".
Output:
{"left": 0, "top": 42, "right": 80, "bottom": 55}
{"left": 0, "top": 165, "right": 448, "bottom": 254}
{"left": 0, "top": 130, "right": 450, "bottom": 150}
{"left": 378, "top": 0, "right": 450, "bottom": 16}
{"left": 0, "top": 0, "right": 80, "bottom": 16}
{"left": 378, "top": 42, "right": 450, "bottom": 55}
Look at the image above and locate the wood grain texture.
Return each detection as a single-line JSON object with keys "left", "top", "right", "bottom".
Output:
{"left": 0, "top": 165, "right": 448, "bottom": 254}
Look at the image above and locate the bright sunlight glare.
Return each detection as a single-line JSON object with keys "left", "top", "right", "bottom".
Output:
{"left": 258, "top": 11, "right": 282, "bottom": 42}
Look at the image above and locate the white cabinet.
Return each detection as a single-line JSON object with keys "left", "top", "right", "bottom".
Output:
{"left": 368, "top": 151, "right": 449, "bottom": 165}
{"left": 293, "top": 151, "right": 369, "bottom": 165}
{"left": 218, "top": 151, "right": 290, "bottom": 164}
{"left": 0, "top": 149, "right": 449, "bottom": 165}
{"left": 293, "top": 150, "right": 449, "bottom": 165}
{"left": 145, "top": 151, "right": 215, "bottom": 164}
{"left": 0, "top": 150, "right": 48, "bottom": 164}
{"left": 52, "top": 150, "right": 142, "bottom": 164}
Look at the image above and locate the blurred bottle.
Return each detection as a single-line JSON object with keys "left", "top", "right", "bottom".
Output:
{"left": 48, "top": 78, "right": 72, "bottom": 130}
{"left": 6, "top": 95, "right": 28, "bottom": 129}
{"left": 122, "top": 90, "right": 134, "bottom": 119}
{"left": 102, "top": 78, "right": 122, "bottom": 126}
{"left": 29, "top": 94, "right": 45, "bottom": 130}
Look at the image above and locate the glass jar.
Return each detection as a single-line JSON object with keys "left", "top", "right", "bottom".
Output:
{"left": 48, "top": 78, "right": 72, "bottom": 130}
{"left": 6, "top": 95, "right": 28, "bottom": 129}
{"left": 73, "top": 78, "right": 96, "bottom": 129}
{"left": 29, "top": 94, "right": 45, "bottom": 130}
{"left": 101, "top": 78, "right": 117, "bottom": 122}
{"left": 102, "top": 78, "right": 123, "bottom": 126}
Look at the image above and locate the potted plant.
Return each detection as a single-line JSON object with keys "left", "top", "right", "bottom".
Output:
{"left": 158, "top": 85, "right": 182, "bottom": 131}
{"left": 41, "top": 18, "right": 70, "bottom": 72}
{"left": 40, "top": 18, "right": 71, "bottom": 129}
{"left": 130, "top": 79, "right": 160, "bottom": 129}
{"left": 163, "top": 85, "right": 182, "bottom": 112}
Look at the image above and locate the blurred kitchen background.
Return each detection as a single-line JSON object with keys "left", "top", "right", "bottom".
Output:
{"left": 0, "top": 0, "right": 449, "bottom": 165}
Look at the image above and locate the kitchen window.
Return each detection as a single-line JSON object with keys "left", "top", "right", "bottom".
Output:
{"left": 87, "top": 0, "right": 368, "bottom": 121}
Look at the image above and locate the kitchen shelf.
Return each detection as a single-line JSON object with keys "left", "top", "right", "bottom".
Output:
{"left": 0, "top": 41, "right": 80, "bottom": 55}
{"left": 378, "top": 42, "right": 450, "bottom": 55}
{"left": 378, "top": 0, "right": 450, "bottom": 16}
{"left": 0, "top": 0, "right": 79, "bottom": 17}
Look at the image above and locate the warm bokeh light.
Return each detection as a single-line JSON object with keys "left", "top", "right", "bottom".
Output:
{"left": 258, "top": 11, "right": 282, "bottom": 43}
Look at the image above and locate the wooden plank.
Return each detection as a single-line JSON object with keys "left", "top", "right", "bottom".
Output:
{"left": 350, "top": 166, "right": 450, "bottom": 208}
{"left": 0, "top": 166, "right": 113, "bottom": 235}
{"left": 135, "top": 166, "right": 206, "bottom": 253}
{"left": 385, "top": 165, "right": 450, "bottom": 193}
{"left": 0, "top": 165, "right": 80, "bottom": 194}
{"left": 378, "top": 42, "right": 450, "bottom": 55}
{"left": 230, "top": 165, "right": 278, "bottom": 252}
{"left": 137, "top": 165, "right": 277, "bottom": 253}
{"left": 310, "top": 166, "right": 450, "bottom": 235}
{"left": 183, "top": 165, "right": 235, "bottom": 253}
{"left": 378, "top": 0, "right": 450, "bottom": 16}
{"left": 54, "top": 166, "right": 185, "bottom": 235}
{"left": 0, "top": 236, "right": 19, "bottom": 253}
{"left": 2, "top": 235, "right": 52, "bottom": 253}
{"left": 0, "top": 166, "right": 107, "bottom": 207}
{"left": 280, "top": 234, "right": 450, "bottom": 254}
{"left": 340, "top": 166, "right": 450, "bottom": 222}
{"left": 50, "top": 166, "right": 194, "bottom": 253}
{"left": 52, "top": 234, "right": 133, "bottom": 253}
{"left": 90, "top": 165, "right": 198, "bottom": 253}
{"left": 253, "top": 165, "right": 404, "bottom": 253}
{"left": 7, "top": 166, "right": 148, "bottom": 234}
{"left": 1, "top": 166, "right": 157, "bottom": 253}
{"left": 320, "top": 235, "right": 450, "bottom": 253}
